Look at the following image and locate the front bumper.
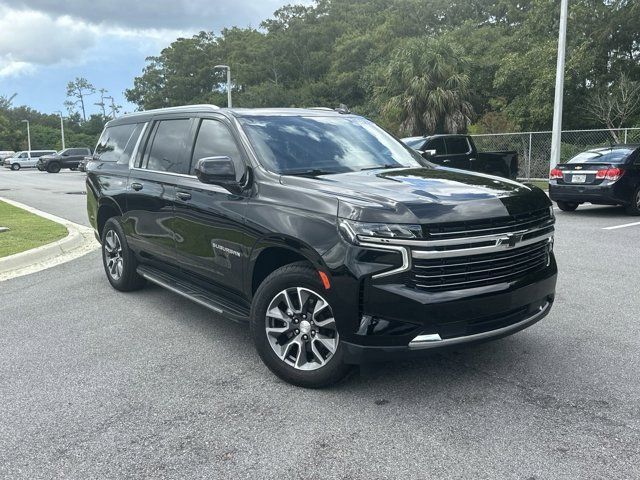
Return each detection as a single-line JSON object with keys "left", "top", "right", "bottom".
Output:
{"left": 549, "top": 183, "right": 625, "bottom": 205}
{"left": 342, "top": 263, "right": 556, "bottom": 363}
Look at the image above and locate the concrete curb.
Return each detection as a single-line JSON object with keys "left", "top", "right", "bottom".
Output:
{"left": 0, "top": 197, "right": 99, "bottom": 282}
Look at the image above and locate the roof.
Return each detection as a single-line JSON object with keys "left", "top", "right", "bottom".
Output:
{"left": 109, "top": 105, "right": 350, "bottom": 126}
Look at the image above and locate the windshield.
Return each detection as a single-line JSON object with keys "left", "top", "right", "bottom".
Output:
{"left": 567, "top": 148, "right": 634, "bottom": 164}
{"left": 239, "top": 115, "right": 423, "bottom": 175}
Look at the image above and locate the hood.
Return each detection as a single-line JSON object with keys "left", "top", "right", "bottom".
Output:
{"left": 283, "top": 167, "right": 550, "bottom": 224}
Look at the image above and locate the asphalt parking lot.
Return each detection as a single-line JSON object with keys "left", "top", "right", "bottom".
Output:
{"left": 1, "top": 168, "right": 639, "bottom": 479}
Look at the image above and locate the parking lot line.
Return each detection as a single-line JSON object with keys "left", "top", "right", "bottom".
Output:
{"left": 602, "top": 221, "right": 640, "bottom": 230}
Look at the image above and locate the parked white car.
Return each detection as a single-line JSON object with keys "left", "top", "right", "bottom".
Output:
{"left": 3, "top": 150, "right": 57, "bottom": 170}
{"left": 0, "top": 150, "right": 15, "bottom": 161}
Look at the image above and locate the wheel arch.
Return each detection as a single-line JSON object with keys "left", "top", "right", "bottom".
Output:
{"left": 248, "top": 235, "right": 327, "bottom": 297}
{"left": 96, "top": 198, "right": 123, "bottom": 238}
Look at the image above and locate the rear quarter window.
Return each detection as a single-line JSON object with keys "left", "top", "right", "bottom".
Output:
{"left": 95, "top": 123, "right": 145, "bottom": 164}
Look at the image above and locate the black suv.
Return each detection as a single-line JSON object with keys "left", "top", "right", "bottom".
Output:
{"left": 87, "top": 106, "right": 557, "bottom": 388}
{"left": 38, "top": 147, "right": 92, "bottom": 173}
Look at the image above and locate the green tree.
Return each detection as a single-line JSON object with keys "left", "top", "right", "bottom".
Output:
{"left": 376, "top": 38, "right": 474, "bottom": 135}
{"left": 66, "top": 77, "right": 96, "bottom": 122}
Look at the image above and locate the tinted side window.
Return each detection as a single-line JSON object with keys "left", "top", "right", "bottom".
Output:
{"left": 425, "top": 138, "right": 446, "bottom": 155}
{"left": 70, "top": 148, "right": 87, "bottom": 155}
{"left": 95, "top": 123, "right": 142, "bottom": 163}
{"left": 142, "top": 119, "right": 192, "bottom": 174}
{"left": 191, "top": 119, "right": 244, "bottom": 179}
{"left": 445, "top": 137, "right": 470, "bottom": 155}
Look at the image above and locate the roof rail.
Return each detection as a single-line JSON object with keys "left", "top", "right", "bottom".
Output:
{"left": 309, "top": 107, "right": 334, "bottom": 111}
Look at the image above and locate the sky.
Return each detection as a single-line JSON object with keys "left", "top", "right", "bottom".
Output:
{"left": 0, "top": 0, "right": 302, "bottom": 115}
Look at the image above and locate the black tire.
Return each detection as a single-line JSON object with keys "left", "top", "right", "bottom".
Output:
{"left": 70, "top": 167, "right": 77, "bottom": 171}
{"left": 625, "top": 187, "right": 640, "bottom": 216}
{"left": 101, "top": 217, "right": 146, "bottom": 292}
{"left": 11, "top": 163, "right": 20, "bottom": 171}
{"left": 47, "top": 162, "right": 61, "bottom": 173}
{"left": 556, "top": 201, "right": 579, "bottom": 212}
{"left": 250, "top": 263, "right": 353, "bottom": 388}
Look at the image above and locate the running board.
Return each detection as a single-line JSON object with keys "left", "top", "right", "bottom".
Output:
{"left": 136, "top": 265, "right": 250, "bottom": 323}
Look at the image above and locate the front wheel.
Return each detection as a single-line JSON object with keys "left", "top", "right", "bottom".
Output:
{"left": 10, "top": 163, "right": 20, "bottom": 171}
{"left": 556, "top": 201, "right": 579, "bottom": 212}
{"left": 250, "top": 263, "right": 353, "bottom": 388}
{"left": 625, "top": 187, "right": 640, "bottom": 216}
{"left": 47, "top": 162, "right": 61, "bottom": 173}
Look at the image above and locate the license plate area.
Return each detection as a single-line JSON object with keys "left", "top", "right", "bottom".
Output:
{"left": 571, "top": 174, "right": 587, "bottom": 183}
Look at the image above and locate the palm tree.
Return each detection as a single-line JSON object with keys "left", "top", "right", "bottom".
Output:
{"left": 378, "top": 38, "right": 474, "bottom": 136}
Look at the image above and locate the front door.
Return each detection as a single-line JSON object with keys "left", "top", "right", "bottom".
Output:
{"left": 172, "top": 116, "right": 248, "bottom": 295}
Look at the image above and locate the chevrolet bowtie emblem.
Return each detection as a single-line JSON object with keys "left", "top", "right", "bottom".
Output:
{"left": 575, "top": 165, "right": 582, "bottom": 170}
{"left": 501, "top": 233, "right": 524, "bottom": 248}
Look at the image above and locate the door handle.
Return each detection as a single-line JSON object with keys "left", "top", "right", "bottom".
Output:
{"left": 176, "top": 191, "right": 192, "bottom": 201}
{"left": 442, "top": 159, "right": 451, "bottom": 163}
{"left": 131, "top": 182, "right": 143, "bottom": 191}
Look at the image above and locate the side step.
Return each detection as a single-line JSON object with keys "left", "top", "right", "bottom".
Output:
{"left": 137, "top": 265, "right": 250, "bottom": 323}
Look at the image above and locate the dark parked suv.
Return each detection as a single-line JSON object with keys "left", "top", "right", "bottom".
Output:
{"left": 38, "top": 147, "right": 92, "bottom": 173}
{"left": 86, "top": 105, "right": 557, "bottom": 387}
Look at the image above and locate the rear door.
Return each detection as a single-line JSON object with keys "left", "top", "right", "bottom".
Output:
{"left": 125, "top": 117, "right": 195, "bottom": 274}
{"left": 171, "top": 115, "right": 249, "bottom": 295}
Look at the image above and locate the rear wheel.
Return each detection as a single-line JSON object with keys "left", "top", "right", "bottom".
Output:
{"left": 47, "top": 162, "right": 61, "bottom": 173}
{"left": 625, "top": 187, "right": 640, "bottom": 216}
{"left": 101, "top": 218, "right": 146, "bottom": 292}
{"left": 556, "top": 201, "right": 579, "bottom": 212}
{"left": 10, "top": 163, "right": 20, "bottom": 171}
{"left": 250, "top": 263, "right": 353, "bottom": 388}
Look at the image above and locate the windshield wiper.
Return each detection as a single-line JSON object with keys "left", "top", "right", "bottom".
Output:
{"left": 283, "top": 169, "right": 340, "bottom": 177}
{"left": 360, "top": 164, "right": 406, "bottom": 171}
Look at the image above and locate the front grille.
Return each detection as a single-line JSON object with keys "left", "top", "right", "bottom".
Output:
{"left": 409, "top": 239, "right": 550, "bottom": 292}
{"left": 423, "top": 207, "right": 551, "bottom": 240}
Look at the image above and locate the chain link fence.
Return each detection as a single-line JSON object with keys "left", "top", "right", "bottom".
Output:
{"left": 471, "top": 128, "right": 640, "bottom": 180}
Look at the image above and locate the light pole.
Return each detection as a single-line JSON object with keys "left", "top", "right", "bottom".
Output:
{"left": 55, "top": 111, "right": 65, "bottom": 150}
{"left": 21, "top": 120, "right": 31, "bottom": 152}
{"left": 214, "top": 65, "right": 232, "bottom": 108}
{"left": 550, "top": 0, "right": 569, "bottom": 171}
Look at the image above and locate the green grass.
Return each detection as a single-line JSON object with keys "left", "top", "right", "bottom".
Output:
{"left": 522, "top": 179, "right": 549, "bottom": 191}
{"left": 0, "top": 200, "right": 68, "bottom": 258}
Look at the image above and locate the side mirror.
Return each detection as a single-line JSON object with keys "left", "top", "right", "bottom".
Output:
{"left": 61, "top": 152, "right": 69, "bottom": 156}
{"left": 194, "top": 156, "right": 242, "bottom": 193}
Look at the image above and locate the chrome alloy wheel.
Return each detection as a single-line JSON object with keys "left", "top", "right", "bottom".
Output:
{"left": 265, "top": 287, "right": 338, "bottom": 371}
{"left": 103, "top": 230, "right": 124, "bottom": 281}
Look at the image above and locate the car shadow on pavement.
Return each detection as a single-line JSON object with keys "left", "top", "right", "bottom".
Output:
{"left": 141, "top": 283, "right": 556, "bottom": 399}
{"left": 556, "top": 205, "right": 628, "bottom": 218}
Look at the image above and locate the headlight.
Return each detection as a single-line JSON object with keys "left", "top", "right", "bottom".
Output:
{"left": 339, "top": 219, "right": 423, "bottom": 244}
{"left": 549, "top": 205, "right": 555, "bottom": 221}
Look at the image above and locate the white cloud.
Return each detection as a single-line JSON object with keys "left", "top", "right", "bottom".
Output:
{"left": 7, "top": 0, "right": 301, "bottom": 30}
{"left": 0, "top": 0, "right": 305, "bottom": 78}
{"left": 0, "top": 5, "right": 189, "bottom": 77}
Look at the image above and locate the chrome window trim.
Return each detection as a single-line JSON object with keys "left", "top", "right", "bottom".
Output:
{"left": 128, "top": 122, "right": 149, "bottom": 169}
{"left": 130, "top": 167, "right": 196, "bottom": 179}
